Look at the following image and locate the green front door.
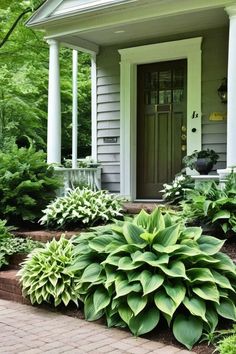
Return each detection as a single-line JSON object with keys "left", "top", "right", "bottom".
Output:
{"left": 137, "top": 59, "right": 187, "bottom": 199}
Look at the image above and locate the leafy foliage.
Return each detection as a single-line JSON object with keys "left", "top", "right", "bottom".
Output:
{"left": 69, "top": 208, "right": 236, "bottom": 349}
{"left": 0, "top": 219, "right": 42, "bottom": 268}
{"left": 161, "top": 174, "right": 194, "bottom": 204}
{"left": 181, "top": 173, "right": 236, "bottom": 234}
{"left": 217, "top": 334, "right": 236, "bottom": 354}
{"left": 0, "top": 0, "right": 92, "bottom": 157}
{"left": 40, "top": 187, "right": 123, "bottom": 229}
{"left": 0, "top": 145, "right": 61, "bottom": 224}
{"left": 18, "top": 237, "right": 79, "bottom": 307}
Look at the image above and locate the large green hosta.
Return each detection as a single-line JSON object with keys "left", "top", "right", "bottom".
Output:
{"left": 70, "top": 208, "right": 236, "bottom": 349}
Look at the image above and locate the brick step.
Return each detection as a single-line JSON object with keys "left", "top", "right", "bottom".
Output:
{"left": 123, "top": 202, "right": 160, "bottom": 214}
{"left": 0, "top": 270, "right": 30, "bottom": 304}
{"left": 13, "top": 230, "right": 78, "bottom": 243}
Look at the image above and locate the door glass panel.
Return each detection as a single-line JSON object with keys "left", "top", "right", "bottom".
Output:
{"left": 173, "top": 89, "right": 184, "bottom": 103}
{"left": 151, "top": 72, "right": 158, "bottom": 89}
{"left": 159, "top": 90, "right": 171, "bottom": 104}
{"left": 173, "top": 69, "right": 184, "bottom": 88}
{"left": 159, "top": 71, "right": 171, "bottom": 89}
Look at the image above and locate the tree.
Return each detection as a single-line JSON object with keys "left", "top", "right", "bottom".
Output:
{"left": 0, "top": 0, "right": 91, "bottom": 158}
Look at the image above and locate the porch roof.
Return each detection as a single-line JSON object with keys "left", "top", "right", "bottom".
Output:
{"left": 28, "top": 0, "right": 233, "bottom": 52}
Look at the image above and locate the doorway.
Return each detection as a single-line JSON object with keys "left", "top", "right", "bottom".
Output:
{"left": 137, "top": 59, "right": 187, "bottom": 199}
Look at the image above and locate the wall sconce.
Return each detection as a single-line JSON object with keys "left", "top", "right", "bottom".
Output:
{"left": 217, "top": 78, "right": 227, "bottom": 104}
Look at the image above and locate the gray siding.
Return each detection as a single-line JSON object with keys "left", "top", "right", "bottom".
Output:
{"left": 97, "top": 27, "right": 228, "bottom": 193}
{"left": 97, "top": 53, "right": 120, "bottom": 192}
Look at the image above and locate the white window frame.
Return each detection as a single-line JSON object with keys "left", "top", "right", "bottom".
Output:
{"left": 119, "top": 37, "right": 202, "bottom": 200}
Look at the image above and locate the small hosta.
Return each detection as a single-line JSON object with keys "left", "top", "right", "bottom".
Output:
{"left": 18, "top": 237, "right": 79, "bottom": 307}
{"left": 69, "top": 208, "right": 236, "bottom": 350}
{"left": 40, "top": 187, "right": 123, "bottom": 229}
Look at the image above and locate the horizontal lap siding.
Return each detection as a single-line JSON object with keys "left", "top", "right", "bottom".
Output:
{"left": 97, "top": 51, "right": 121, "bottom": 192}
{"left": 201, "top": 27, "right": 228, "bottom": 172}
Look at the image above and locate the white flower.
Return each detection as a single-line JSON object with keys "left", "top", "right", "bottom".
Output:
{"left": 173, "top": 183, "right": 178, "bottom": 188}
{"left": 175, "top": 191, "right": 180, "bottom": 195}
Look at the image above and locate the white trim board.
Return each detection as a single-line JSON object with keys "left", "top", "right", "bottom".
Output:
{"left": 119, "top": 37, "right": 202, "bottom": 200}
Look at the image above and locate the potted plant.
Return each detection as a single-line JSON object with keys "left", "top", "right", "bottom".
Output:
{"left": 183, "top": 149, "right": 219, "bottom": 175}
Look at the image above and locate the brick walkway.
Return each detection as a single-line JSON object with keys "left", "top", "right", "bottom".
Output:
{"left": 0, "top": 299, "right": 195, "bottom": 354}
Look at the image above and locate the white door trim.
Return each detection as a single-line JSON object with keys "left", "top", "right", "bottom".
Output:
{"left": 119, "top": 37, "right": 202, "bottom": 200}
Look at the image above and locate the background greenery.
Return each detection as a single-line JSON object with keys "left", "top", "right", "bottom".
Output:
{"left": 0, "top": 0, "right": 91, "bottom": 158}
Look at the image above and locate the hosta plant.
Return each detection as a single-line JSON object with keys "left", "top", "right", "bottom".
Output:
{"left": 18, "top": 237, "right": 79, "bottom": 307}
{"left": 40, "top": 187, "right": 123, "bottom": 229}
{"left": 69, "top": 208, "right": 236, "bottom": 350}
{"left": 0, "top": 219, "right": 41, "bottom": 269}
{"left": 181, "top": 174, "right": 236, "bottom": 234}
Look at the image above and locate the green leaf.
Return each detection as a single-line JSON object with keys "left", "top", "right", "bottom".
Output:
{"left": 183, "top": 297, "right": 207, "bottom": 322}
{"left": 118, "top": 256, "right": 140, "bottom": 270}
{"left": 215, "top": 299, "right": 236, "bottom": 321}
{"left": 127, "top": 293, "right": 147, "bottom": 316}
{"left": 118, "top": 303, "right": 133, "bottom": 324}
{"left": 89, "top": 235, "right": 116, "bottom": 252}
{"left": 93, "top": 287, "right": 110, "bottom": 314}
{"left": 212, "top": 210, "right": 231, "bottom": 222}
{"left": 148, "top": 208, "right": 165, "bottom": 233}
{"left": 140, "top": 270, "right": 164, "bottom": 296}
{"left": 115, "top": 279, "right": 141, "bottom": 298}
{"left": 134, "top": 209, "right": 150, "bottom": 229}
{"left": 187, "top": 268, "right": 215, "bottom": 283}
{"left": 214, "top": 252, "right": 236, "bottom": 274}
{"left": 180, "top": 227, "right": 202, "bottom": 241}
{"left": 129, "top": 307, "right": 160, "bottom": 336}
{"left": 154, "top": 224, "right": 180, "bottom": 246}
{"left": 158, "top": 261, "right": 188, "bottom": 279}
{"left": 84, "top": 294, "right": 104, "bottom": 321}
{"left": 173, "top": 314, "right": 203, "bottom": 350}
{"left": 211, "top": 270, "right": 235, "bottom": 291}
{"left": 80, "top": 263, "right": 102, "bottom": 283}
{"left": 152, "top": 244, "right": 182, "bottom": 254}
{"left": 133, "top": 252, "right": 169, "bottom": 266}
{"left": 205, "top": 307, "right": 218, "bottom": 332}
{"left": 164, "top": 282, "right": 186, "bottom": 307}
{"left": 154, "top": 290, "right": 178, "bottom": 317}
{"left": 123, "top": 222, "right": 145, "bottom": 244}
{"left": 192, "top": 284, "right": 220, "bottom": 303}
{"left": 198, "top": 236, "right": 225, "bottom": 255}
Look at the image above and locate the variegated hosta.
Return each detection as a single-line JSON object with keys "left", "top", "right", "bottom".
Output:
{"left": 70, "top": 208, "right": 236, "bottom": 350}
{"left": 18, "top": 237, "right": 79, "bottom": 307}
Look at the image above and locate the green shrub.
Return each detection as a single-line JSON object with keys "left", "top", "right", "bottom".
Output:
{"left": 217, "top": 334, "right": 236, "bottom": 354}
{"left": 69, "top": 208, "right": 236, "bottom": 350}
{"left": 161, "top": 174, "right": 194, "bottom": 204}
{"left": 0, "top": 219, "right": 43, "bottom": 269}
{"left": 0, "top": 145, "right": 61, "bottom": 224}
{"left": 18, "top": 237, "right": 79, "bottom": 307}
{"left": 40, "top": 187, "right": 123, "bottom": 229}
{"left": 181, "top": 174, "right": 236, "bottom": 234}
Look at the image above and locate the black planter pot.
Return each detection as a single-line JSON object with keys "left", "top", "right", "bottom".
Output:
{"left": 195, "top": 158, "right": 213, "bottom": 175}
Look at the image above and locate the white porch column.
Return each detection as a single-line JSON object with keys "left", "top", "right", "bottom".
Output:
{"left": 91, "top": 54, "right": 97, "bottom": 160}
{"left": 226, "top": 6, "right": 236, "bottom": 168}
{"left": 72, "top": 50, "right": 78, "bottom": 168}
{"left": 47, "top": 39, "right": 61, "bottom": 164}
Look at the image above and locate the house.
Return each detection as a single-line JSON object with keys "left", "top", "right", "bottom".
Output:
{"left": 27, "top": 0, "right": 236, "bottom": 200}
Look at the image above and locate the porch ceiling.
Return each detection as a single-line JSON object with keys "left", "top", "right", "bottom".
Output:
{"left": 58, "top": 7, "right": 228, "bottom": 48}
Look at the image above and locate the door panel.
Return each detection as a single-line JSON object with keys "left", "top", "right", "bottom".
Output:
{"left": 137, "top": 60, "right": 187, "bottom": 199}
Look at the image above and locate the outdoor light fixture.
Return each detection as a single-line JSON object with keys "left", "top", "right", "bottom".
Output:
{"left": 217, "top": 78, "right": 227, "bottom": 104}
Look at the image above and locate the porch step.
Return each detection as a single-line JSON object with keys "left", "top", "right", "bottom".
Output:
{"left": 13, "top": 230, "right": 78, "bottom": 243}
{"left": 123, "top": 202, "right": 160, "bottom": 214}
{"left": 0, "top": 270, "right": 29, "bottom": 305}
